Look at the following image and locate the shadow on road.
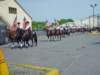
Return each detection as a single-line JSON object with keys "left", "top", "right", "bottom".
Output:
{"left": 92, "top": 42, "right": 100, "bottom": 45}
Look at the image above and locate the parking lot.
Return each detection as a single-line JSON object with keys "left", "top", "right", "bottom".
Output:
{"left": 1, "top": 32, "right": 100, "bottom": 75}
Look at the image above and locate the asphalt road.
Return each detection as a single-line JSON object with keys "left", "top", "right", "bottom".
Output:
{"left": 1, "top": 32, "right": 100, "bottom": 75}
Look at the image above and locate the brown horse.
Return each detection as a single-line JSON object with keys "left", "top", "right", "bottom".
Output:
{"left": 6, "top": 28, "right": 25, "bottom": 48}
{"left": 21, "top": 29, "right": 38, "bottom": 47}
{"left": 6, "top": 29, "right": 18, "bottom": 48}
{"left": 45, "top": 28, "right": 62, "bottom": 41}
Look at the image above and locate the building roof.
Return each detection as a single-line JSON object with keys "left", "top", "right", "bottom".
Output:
{"left": 15, "top": 0, "right": 32, "bottom": 19}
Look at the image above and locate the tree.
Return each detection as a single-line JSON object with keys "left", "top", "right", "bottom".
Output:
{"left": 32, "top": 21, "right": 46, "bottom": 30}
{"left": 58, "top": 18, "right": 74, "bottom": 25}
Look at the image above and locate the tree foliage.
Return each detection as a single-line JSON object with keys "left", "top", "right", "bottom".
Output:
{"left": 32, "top": 21, "right": 46, "bottom": 30}
{"left": 32, "top": 18, "right": 74, "bottom": 30}
{"left": 58, "top": 19, "right": 74, "bottom": 25}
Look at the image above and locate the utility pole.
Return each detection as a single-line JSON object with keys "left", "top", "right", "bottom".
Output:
{"left": 90, "top": 4, "right": 97, "bottom": 27}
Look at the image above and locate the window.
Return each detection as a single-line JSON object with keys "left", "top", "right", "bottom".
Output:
{"left": 9, "top": 7, "right": 17, "bottom": 14}
{"left": 0, "top": 0, "right": 5, "bottom": 1}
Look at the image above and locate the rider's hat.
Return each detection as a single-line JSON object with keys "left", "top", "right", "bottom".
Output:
{"left": 17, "top": 22, "right": 20, "bottom": 24}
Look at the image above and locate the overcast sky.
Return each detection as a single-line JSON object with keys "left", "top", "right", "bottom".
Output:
{"left": 17, "top": 0, "right": 100, "bottom": 21}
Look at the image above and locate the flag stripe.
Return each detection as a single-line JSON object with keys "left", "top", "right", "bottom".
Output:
{"left": 10, "top": 16, "right": 17, "bottom": 31}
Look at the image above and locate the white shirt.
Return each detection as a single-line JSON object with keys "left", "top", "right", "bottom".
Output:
{"left": 25, "top": 25, "right": 30, "bottom": 30}
{"left": 60, "top": 27, "right": 64, "bottom": 30}
{"left": 56, "top": 26, "right": 60, "bottom": 29}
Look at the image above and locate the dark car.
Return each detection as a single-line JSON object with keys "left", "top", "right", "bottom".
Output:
{"left": 0, "top": 20, "right": 8, "bottom": 45}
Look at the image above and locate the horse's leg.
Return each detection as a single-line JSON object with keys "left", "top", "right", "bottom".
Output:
{"left": 47, "top": 32, "right": 50, "bottom": 40}
{"left": 47, "top": 32, "right": 49, "bottom": 39}
{"left": 19, "top": 40, "right": 23, "bottom": 48}
{"left": 51, "top": 33, "right": 53, "bottom": 41}
{"left": 31, "top": 39, "right": 34, "bottom": 47}
{"left": 24, "top": 41, "right": 28, "bottom": 48}
{"left": 53, "top": 34, "right": 55, "bottom": 41}
{"left": 11, "top": 40, "right": 15, "bottom": 48}
{"left": 50, "top": 35, "right": 52, "bottom": 41}
{"left": 47, "top": 34, "right": 49, "bottom": 40}
{"left": 55, "top": 32, "right": 57, "bottom": 40}
{"left": 17, "top": 40, "right": 20, "bottom": 48}
{"left": 48, "top": 34, "right": 50, "bottom": 41}
{"left": 27, "top": 41, "right": 30, "bottom": 47}
{"left": 59, "top": 32, "right": 61, "bottom": 40}
{"left": 28, "top": 37, "right": 34, "bottom": 47}
{"left": 57, "top": 34, "right": 59, "bottom": 40}
{"left": 54, "top": 33, "right": 56, "bottom": 40}
{"left": 64, "top": 30, "right": 66, "bottom": 37}
{"left": 22, "top": 39, "right": 26, "bottom": 47}
{"left": 23, "top": 40, "right": 26, "bottom": 47}
{"left": 34, "top": 37, "right": 37, "bottom": 46}
{"left": 26, "top": 39, "right": 30, "bottom": 47}
{"left": 48, "top": 35, "right": 49, "bottom": 39}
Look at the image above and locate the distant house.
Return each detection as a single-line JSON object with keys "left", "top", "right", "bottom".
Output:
{"left": 0, "top": 0, "right": 32, "bottom": 28}
{"left": 73, "top": 15, "right": 100, "bottom": 28}
{"left": 81, "top": 15, "right": 100, "bottom": 28}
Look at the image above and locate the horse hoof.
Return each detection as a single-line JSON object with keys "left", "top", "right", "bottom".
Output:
{"left": 11, "top": 47, "right": 14, "bottom": 49}
{"left": 35, "top": 44, "right": 37, "bottom": 47}
{"left": 19, "top": 46, "right": 23, "bottom": 49}
{"left": 25, "top": 46, "right": 28, "bottom": 48}
{"left": 11, "top": 45, "right": 15, "bottom": 49}
{"left": 30, "top": 45, "right": 33, "bottom": 47}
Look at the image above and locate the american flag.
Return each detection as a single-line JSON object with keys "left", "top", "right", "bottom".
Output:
{"left": 23, "top": 17, "right": 27, "bottom": 29}
{"left": 10, "top": 16, "right": 17, "bottom": 31}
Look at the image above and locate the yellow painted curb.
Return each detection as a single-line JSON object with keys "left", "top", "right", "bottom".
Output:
{"left": 0, "top": 48, "right": 9, "bottom": 75}
{"left": 8, "top": 62, "right": 60, "bottom": 75}
{"left": 88, "top": 31, "right": 100, "bottom": 36}
{"left": 0, "top": 48, "right": 60, "bottom": 75}
{"left": 46, "top": 69, "right": 60, "bottom": 75}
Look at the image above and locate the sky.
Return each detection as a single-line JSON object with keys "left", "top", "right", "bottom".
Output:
{"left": 17, "top": 0, "right": 100, "bottom": 22}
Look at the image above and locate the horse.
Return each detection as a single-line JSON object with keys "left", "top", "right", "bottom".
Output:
{"left": 55, "top": 29, "right": 62, "bottom": 40}
{"left": 6, "top": 29, "right": 19, "bottom": 48}
{"left": 45, "top": 28, "right": 56, "bottom": 41}
{"left": 16, "top": 28, "right": 26, "bottom": 48}
{"left": 21, "top": 29, "right": 37, "bottom": 47}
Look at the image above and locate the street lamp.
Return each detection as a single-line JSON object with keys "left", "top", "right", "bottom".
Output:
{"left": 90, "top": 4, "right": 97, "bottom": 27}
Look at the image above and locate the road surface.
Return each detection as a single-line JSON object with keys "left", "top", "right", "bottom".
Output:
{"left": 1, "top": 32, "right": 100, "bottom": 75}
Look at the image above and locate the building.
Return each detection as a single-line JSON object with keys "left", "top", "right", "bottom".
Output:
{"left": 0, "top": 0, "right": 32, "bottom": 44}
{"left": 0, "top": 0, "right": 32, "bottom": 28}
{"left": 81, "top": 15, "right": 100, "bottom": 28}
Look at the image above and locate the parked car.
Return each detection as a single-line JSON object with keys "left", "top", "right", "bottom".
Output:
{"left": 0, "top": 20, "right": 8, "bottom": 45}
